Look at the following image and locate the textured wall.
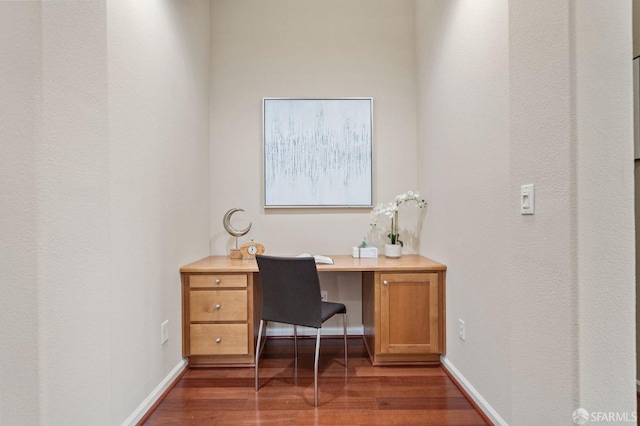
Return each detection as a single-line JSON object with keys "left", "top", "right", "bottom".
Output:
{"left": 417, "top": 0, "right": 634, "bottom": 423}
{"left": 209, "top": 0, "right": 418, "bottom": 256}
{"left": 107, "top": 1, "right": 211, "bottom": 422}
{"left": 574, "top": 0, "right": 635, "bottom": 414}
{"left": 38, "top": 1, "right": 111, "bottom": 422}
{"left": 0, "top": 2, "right": 41, "bottom": 424}
{"left": 636, "top": 159, "right": 640, "bottom": 384}
{"left": 508, "top": 1, "right": 578, "bottom": 420}
{"left": 634, "top": 0, "right": 640, "bottom": 58}
{"left": 416, "top": 0, "right": 512, "bottom": 420}
{"left": 634, "top": 0, "right": 640, "bottom": 385}
{"left": 1, "top": 1, "right": 210, "bottom": 424}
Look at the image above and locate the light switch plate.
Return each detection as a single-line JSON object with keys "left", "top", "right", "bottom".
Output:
{"left": 161, "top": 320, "right": 169, "bottom": 345}
{"left": 521, "top": 184, "right": 535, "bottom": 215}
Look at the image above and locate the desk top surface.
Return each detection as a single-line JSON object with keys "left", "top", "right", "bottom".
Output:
{"left": 180, "top": 254, "right": 446, "bottom": 273}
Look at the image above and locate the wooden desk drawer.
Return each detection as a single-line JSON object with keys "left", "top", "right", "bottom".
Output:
{"left": 190, "top": 290, "right": 247, "bottom": 322}
{"left": 189, "top": 274, "right": 247, "bottom": 289}
{"left": 190, "top": 324, "right": 248, "bottom": 355}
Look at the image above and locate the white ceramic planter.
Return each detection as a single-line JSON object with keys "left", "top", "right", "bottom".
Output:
{"left": 384, "top": 243, "right": 402, "bottom": 258}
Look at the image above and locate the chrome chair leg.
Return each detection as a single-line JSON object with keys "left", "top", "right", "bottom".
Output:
{"left": 255, "top": 319, "right": 264, "bottom": 392}
{"left": 294, "top": 324, "right": 298, "bottom": 359}
{"left": 343, "top": 312, "right": 348, "bottom": 369}
{"left": 314, "top": 329, "right": 321, "bottom": 407}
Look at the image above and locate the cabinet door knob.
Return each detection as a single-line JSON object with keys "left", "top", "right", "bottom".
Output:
{"left": 215, "top": 279, "right": 221, "bottom": 284}
{"left": 215, "top": 304, "right": 221, "bottom": 310}
{"left": 383, "top": 280, "right": 389, "bottom": 286}
{"left": 216, "top": 338, "right": 221, "bottom": 343}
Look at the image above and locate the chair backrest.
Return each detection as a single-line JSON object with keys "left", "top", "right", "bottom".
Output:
{"left": 255, "top": 255, "right": 323, "bottom": 328}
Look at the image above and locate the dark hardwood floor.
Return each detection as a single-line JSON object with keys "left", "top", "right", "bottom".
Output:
{"left": 142, "top": 337, "right": 490, "bottom": 425}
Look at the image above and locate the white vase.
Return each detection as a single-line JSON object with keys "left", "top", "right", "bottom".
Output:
{"left": 385, "top": 243, "right": 402, "bottom": 258}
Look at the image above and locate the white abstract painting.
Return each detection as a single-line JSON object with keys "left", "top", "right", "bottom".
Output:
{"left": 263, "top": 98, "right": 372, "bottom": 207}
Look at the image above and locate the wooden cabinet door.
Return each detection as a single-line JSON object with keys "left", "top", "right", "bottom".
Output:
{"left": 379, "top": 273, "right": 440, "bottom": 354}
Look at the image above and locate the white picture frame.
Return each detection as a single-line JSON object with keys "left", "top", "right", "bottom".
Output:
{"left": 263, "top": 98, "right": 373, "bottom": 208}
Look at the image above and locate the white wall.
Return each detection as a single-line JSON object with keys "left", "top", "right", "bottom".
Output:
{"left": 0, "top": 1, "right": 210, "bottom": 424}
{"left": 508, "top": 1, "right": 579, "bottom": 420}
{"left": 417, "top": 0, "right": 635, "bottom": 423}
{"left": 416, "top": 0, "right": 512, "bottom": 419}
{"left": 108, "top": 1, "right": 210, "bottom": 423}
{"left": 209, "top": 0, "right": 418, "bottom": 331}
{"left": 209, "top": 0, "right": 418, "bottom": 256}
{"left": 0, "top": 2, "right": 41, "bottom": 424}
{"left": 574, "top": 0, "right": 635, "bottom": 414}
{"left": 39, "top": 1, "right": 111, "bottom": 422}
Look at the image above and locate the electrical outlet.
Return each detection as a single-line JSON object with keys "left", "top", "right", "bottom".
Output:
{"left": 320, "top": 291, "right": 328, "bottom": 302}
{"left": 458, "top": 319, "right": 465, "bottom": 341}
{"left": 161, "top": 320, "right": 169, "bottom": 345}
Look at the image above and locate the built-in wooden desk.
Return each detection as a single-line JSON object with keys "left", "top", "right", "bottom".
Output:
{"left": 180, "top": 255, "right": 446, "bottom": 366}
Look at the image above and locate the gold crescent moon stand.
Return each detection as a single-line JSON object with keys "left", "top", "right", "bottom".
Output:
{"left": 223, "top": 208, "right": 252, "bottom": 259}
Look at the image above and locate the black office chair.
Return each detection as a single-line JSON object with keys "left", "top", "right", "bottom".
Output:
{"left": 254, "top": 255, "right": 348, "bottom": 407}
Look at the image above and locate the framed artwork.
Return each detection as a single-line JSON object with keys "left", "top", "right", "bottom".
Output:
{"left": 263, "top": 98, "right": 373, "bottom": 208}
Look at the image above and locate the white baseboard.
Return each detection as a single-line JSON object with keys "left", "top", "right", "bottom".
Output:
{"left": 265, "top": 324, "right": 364, "bottom": 337}
{"left": 441, "top": 356, "right": 508, "bottom": 426}
{"left": 121, "top": 358, "right": 188, "bottom": 426}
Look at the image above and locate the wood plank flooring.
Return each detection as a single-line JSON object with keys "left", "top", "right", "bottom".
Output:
{"left": 142, "top": 337, "right": 490, "bottom": 425}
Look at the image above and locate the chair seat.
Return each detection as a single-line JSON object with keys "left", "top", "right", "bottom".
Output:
{"left": 321, "top": 301, "right": 347, "bottom": 322}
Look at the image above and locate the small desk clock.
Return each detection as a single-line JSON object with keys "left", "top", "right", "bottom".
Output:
{"left": 239, "top": 241, "right": 265, "bottom": 259}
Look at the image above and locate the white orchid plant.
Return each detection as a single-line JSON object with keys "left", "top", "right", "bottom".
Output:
{"left": 370, "top": 190, "right": 427, "bottom": 246}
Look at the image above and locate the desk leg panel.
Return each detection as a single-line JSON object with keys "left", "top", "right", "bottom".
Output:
{"left": 361, "top": 271, "right": 375, "bottom": 362}
{"left": 252, "top": 272, "right": 262, "bottom": 350}
{"left": 181, "top": 273, "right": 190, "bottom": 358}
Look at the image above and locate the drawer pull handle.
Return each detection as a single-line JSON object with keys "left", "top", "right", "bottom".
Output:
{"left": 215, "top": 279, "right": 221, "bottom": 284}
{"left": 383, "top": 280, "right": 389, "bottom": 286}
{"left": 215, "top": 304, "right": 221, "bottom": 310}
{"left": 216, "top": 338, "right": 222, "bottom": 343}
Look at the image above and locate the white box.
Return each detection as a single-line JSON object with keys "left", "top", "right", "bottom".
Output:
{"left": 352, "top": 247, "right": 378, "bottom": 258}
